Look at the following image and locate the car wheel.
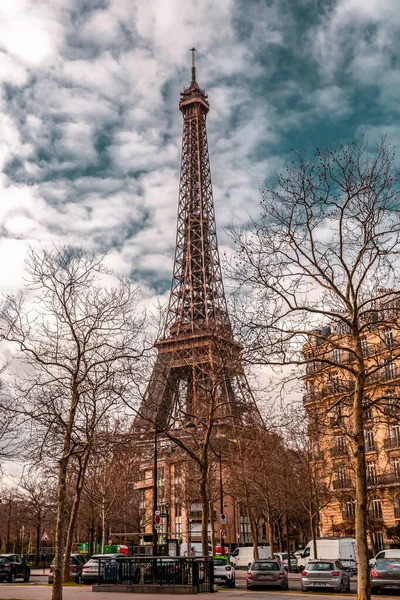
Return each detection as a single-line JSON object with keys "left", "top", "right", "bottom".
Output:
{"left": 371, "top": 587, "right": 378, "bottom": 595}
{"left": 302, "top": 587, "right": 308, "bottom": 593}
{"left": 134, "top": 568, "right": 141, "bottom": 584}
{"left": 77, "top": 574, "right": 82, "bottom": 584}
{"left": 229, "top": 579, "right": 235, "bottom": 588}
{"left": 8, "top": 571, "right": 16, "bottom": 583}
{"left": 24, "top": 570, "right": 30, "bottom": 582}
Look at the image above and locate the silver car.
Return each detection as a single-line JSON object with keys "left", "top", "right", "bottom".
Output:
{"left": 301, "top": 559, "right": 350, "bottom": 593}
{"left": 81, "top": 553, "right": 127, "bottom": 584}
{"left": 274, "top": 552, "right": 299, "bottom": 572}
{"left": 371, "top": 558, "right": 400, "bottom": 594}
{"left": 247, "top": 559, "right": 289, "bottom": 590}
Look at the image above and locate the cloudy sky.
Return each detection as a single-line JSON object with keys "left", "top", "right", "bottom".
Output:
{"left": 0, "top": 0, "right": 399, "bottom": 305}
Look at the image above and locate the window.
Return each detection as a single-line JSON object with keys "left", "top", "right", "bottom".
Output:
{"left": 331, "top": 374, "right": 341, "bottom": 393}
{"left": 372, "top": 531, "right": 385, "bottom": 553}
{"left": 157, "top": 467, "right": 165, "bottom": 484}
{"left": 332, "top": 348, "right": 341, "bottom": 364}
{"left": 392, "top": 458, "right": 400, "bottom": 480}
{"left": 138, "top": 489, "right": 146, "bottom": 510}
{"left": 174, "top": 464, "right": 182, "bottom": 485}
{"left": 361, "top": 338, "right": 369, "bottom": 358}
{"left": 389, "top": 425, "right": 400, "bottom": 447}
{"left": 367, "top": 461, "right": 377, "bottom": 484}
{"left": 370, "top": 497, "right": 383, "bottom": 519}
{"left": 364, "top": 429, "right": 375, "bottom": 453}
{"left": 175, "top": 503, "right": 182, "bottom": 535}
{"left": 335, "top": 466, "right": 350, "bottom": 488}
{"left": 335, "top": 435, "right": 346, "bottom": 454}
{"left": 395, "top": 494, "right": 400, "bottom": 519}
{"left": 384, "top": 328, "right": 394, "bottom": 348}
{"left": 384, "top": 359, "right": 396, "bottom": 380}
{"left": 342, "top": 498, "right": 355, "bottom": 519}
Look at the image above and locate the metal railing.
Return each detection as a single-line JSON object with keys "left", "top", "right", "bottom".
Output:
{"left": 96, "top": 556, "right": 215, "bottom": 592}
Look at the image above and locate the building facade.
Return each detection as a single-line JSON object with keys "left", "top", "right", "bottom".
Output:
{"left": 303, "top": 296, "right": 400, "bottom": 552}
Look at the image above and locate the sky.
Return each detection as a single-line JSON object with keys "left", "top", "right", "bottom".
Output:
{"left": 1, "top": 0, "right": 399, "bottom": 309}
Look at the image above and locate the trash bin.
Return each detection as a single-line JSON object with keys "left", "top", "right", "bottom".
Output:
{"left": 104, "top": 562, "right": 118, "bottom": 582}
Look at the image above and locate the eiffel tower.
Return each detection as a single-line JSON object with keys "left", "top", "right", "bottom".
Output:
{"left": 140, "top": 49, "right": 259, "bottom": 432}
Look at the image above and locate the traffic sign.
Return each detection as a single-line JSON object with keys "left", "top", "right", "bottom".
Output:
{"left": 41, "top": 532, "right": 49, "bottom": 542}
{"left": 220, "top": 528, "right": 227, "bottom": 539}
{"left": 160, "top": 513, "right": 168, "bottom": 518}
{"left": 220, "top": 513, "right": 226, "bottom": 524}
{"left": 154, "top": 513, "right": 161, "bottom": 525}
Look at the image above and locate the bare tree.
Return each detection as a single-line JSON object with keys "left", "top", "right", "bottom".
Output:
{"left": 0, "top": 245, "right": 145, "bottom": 600}
{"left": 232, "top": 135, "right": 400, "bottom": 600}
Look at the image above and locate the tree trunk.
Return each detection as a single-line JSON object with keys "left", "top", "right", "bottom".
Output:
{"left": 354, "top": 372, "right": 370, "bottom": 600}
{"left": 101, "top": 498, "right": 106, "bottom": 554}
{"left": 35, "top": 525, "right": 40, "bottom": 567}
{"left": 200, "top": 460, "right": 210, "bottom": 557}
{"left": 209, "top": 500, "right": 215, "bottom": 554}
{"left": 311, "top": 509, "right": 318, "bottom": 559}
{"left": 268, "top": 516, "right": 274, "bottom": 558}
{"left": 51, "top": 455, "right": 69, "bottom": 600}
{"left": 63, "top": 450, "right": 90, "bottom": 582}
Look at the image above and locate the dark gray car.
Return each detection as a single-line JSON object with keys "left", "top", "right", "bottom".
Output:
{"left": 0, "top": 554, "right": 30, "bottom": 583}
{"left": 247, "top": 560, "right": 288, "bottom": 590}
{"left": 371, "top": 558, "right": 400, "bottom": 594}
{"left": 301, "top": 559, "right": 350, "bottom": 593}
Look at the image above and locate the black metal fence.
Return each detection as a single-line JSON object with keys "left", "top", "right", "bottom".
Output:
{"left": 97, "top": 556, "right": 215, "bottom": 592}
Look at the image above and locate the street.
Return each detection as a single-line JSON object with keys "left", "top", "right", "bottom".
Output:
{"left": 0, "top": 571, "right": 396, "bottom": 599}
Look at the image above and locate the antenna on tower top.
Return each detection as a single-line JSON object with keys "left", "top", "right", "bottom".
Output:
{"left": 190, "top": 47, "right": 196, "bottom": 83}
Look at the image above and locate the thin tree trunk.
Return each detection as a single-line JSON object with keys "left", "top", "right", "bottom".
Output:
{"left": 101, "top": 498, "right": 106, "bottom": 554}
{"left": 354, "top": 370, "right": 370, "bottom": 600}
{"left": 268, "top": 516, "right": 274, "bottom": 558}
{"left": 209, "top": 500, "right": 215, "bottom": 554}
{"left": 63, "top": 450, "right": 90, "bottom": 582}
{"left": 200, "top": 460, "right": 210, "bottom": 557}
{"left": 52, "top": 455, "right": 69, "bottom": 600}
{"left": 35, "top": 525, "right": 40, "bottom": 567}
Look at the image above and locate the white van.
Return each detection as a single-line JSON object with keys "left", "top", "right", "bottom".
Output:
{"left": 297, "top": 538, "right": 357, "bottom": 573}
{"left": 230, "top": 546, "right": 271, "bottom": 569}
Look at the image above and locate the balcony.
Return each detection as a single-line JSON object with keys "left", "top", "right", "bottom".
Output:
{"left": 330, "top": 446, "right": 348, "bottom": 458}
{"left": 369, "top": 510, "right": 383, "bottom": 521}
{"left": 333, "top": 478, "right": 353, "bottom": 490}
{"left": 365, "top": 443, "right": 376, "bottom": 454}
{"left": 367, "top": 472, "right": 400, "bottom": 486}
{"left": 384, "top": 437, "right": 400, "bottom": 450}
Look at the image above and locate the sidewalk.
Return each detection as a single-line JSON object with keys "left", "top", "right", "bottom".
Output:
{"left": 0, "top": 586, "right": 204, "bottom": 600}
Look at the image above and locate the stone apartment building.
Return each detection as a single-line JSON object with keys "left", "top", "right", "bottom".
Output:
{"left": 303, "top": 297, "right": 400, "bottom": 553}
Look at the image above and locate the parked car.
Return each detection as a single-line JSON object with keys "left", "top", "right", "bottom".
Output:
{"left": 370, "top": 549, "right": 400, "bottom": 567}
{"left": 371, "top": 558, "right": 400, "bottom": 594}
{"left": 213, "top": 556, "right": 235, "bottom": 588}
{"left": 0, "top": 554, "right": 30, "bottom": 583}
{"left": 81, "top": 554, "right": 127, "bottom": 584}
{"left": 274, "top": 552, "right": 299, "bottom": 572}
{"left": 247, "top": 559, "right": 288, "bottom": 590}
{"left": 301, "top": 559, "right": 350, "bottom": 593}
{"left": 48, "top": 554, "right": 87, "bottom": 584}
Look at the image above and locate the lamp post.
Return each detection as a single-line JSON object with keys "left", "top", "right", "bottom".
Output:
{"left": 330, "top": 515, "right": 335, "bottom": 537}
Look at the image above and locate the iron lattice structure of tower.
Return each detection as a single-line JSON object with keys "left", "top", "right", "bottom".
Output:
{"left": 140, "top": 50, "right": 260, "bottom": 430}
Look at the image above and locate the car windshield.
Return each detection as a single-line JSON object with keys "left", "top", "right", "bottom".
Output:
{"left": 308, "top": 562, "right": 335, "bottom": 571}
{"left": 0, "top": 558, "right": 9, "bottom": 564}
{"left": 213, "top": 559, "right": 227, "bottom": 566}
{"left": 252, "top": 562, "right": 280, "bottom": 571}
{"left": 376, "top": 559, "right": 400, "bottom": 569}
